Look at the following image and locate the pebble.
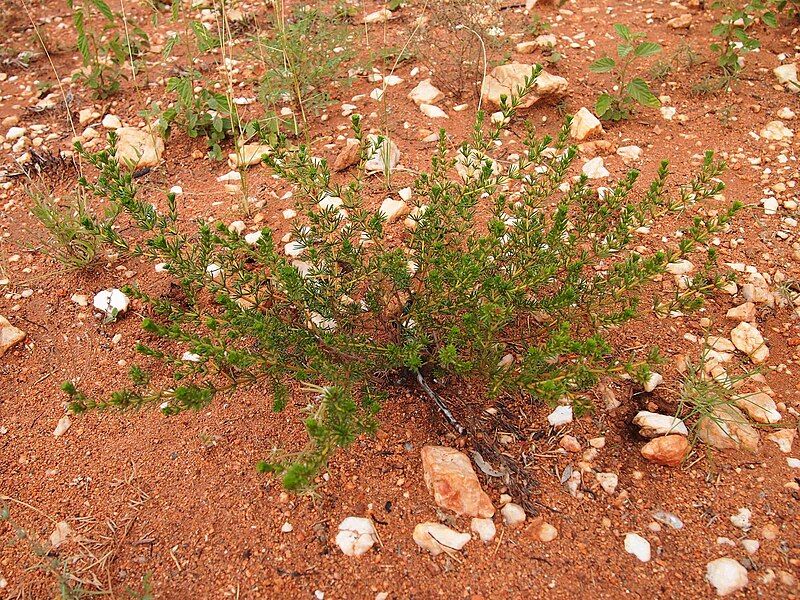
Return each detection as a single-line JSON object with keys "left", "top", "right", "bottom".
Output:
{"left": 729, "top": 507, "right": 751, "bottom": 530}
{"left": 0, "top": 315, "right": 26, "bottom": 357}
{"left": 730, "top": 322, "right": 769, "bottom": 363}
{"left": 412, "top": 522, "right": 470, "bottom": 556}
{"left": 582, "top": 156, "right": 609, "bottom": 179}
{"left": 547, "top": 405, "right": 573, "bottom": 427}
{"left": 93, "top": 289, "right": 130, "bottom": 318}
{"left": 633, "top": 411, "right": 688, "bottom": 437}
{"left": 501, "top": 502, "right": 526, "bottom": 527}
{"left": 280, "top": 522, "right": 293, "bottom": 533}
{"left": 335, "top": 517, "right": 377, "bottom": 556}
{"left": 470, "top": 518, "right": 496, "bottom": 542}
{"left": 624, "top": 533, "right": 651, "bottom": 562}
{"left": 706, "top": 558, "right": 748, "bottom": 596}
{"left": 53, "top": 415, "right": 71, "bottom": 438}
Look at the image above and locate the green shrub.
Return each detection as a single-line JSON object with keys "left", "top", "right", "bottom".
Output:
{"left": 63, "top": 69, "right": 739, "bottom": 491}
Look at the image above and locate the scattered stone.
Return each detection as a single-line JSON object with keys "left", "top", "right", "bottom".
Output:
{"left": 93, "top": 289, "right": 130, "bottom": 319}
{"left": 378, "top": 197, "right": 410, "bottom": 224}
{"left": 652, "top": 510, "right": 684, "bottom": 529}
{"left": 617, "top": 145, "right": 642, "bottom": 162}
{"left": 733, "top": 391, "right": 780, "bottom": 424}
{"left": 115, "top": 127, "right": 164, "bottom": 169}
{"left": 547, "top": 405, "right": 573, "bottom": 427}
{"left": 0, "top": 315, "right": 26, "bottom": 357}
{"left": 706, "top": 558, "right": 748, "bottom": 596}
{"left": 281, "top": 522, "right": 293, "bottom": 533}
{"left": 101, "top": 114, "right": 122, "bottom": 129}
{"left": 730, "top": 322, "right": 769, "bottom": 364}
{"left": 760, "top": 121, "right": 793, "bottom": 141}
{"left": 633, "top": 411, "right": 689, "bottom": 437}
{"left": 333, "top": 138, "right": 360, "bottom": 172}
{"left": 774, "top": 64, "right": 799, "bottom": 92}
{"left": 624, "top": 533, "right": 651, "bottom": 562}
{"left": 408, "top": 79, "right": 444, "bottom": 106}
{"left": 49, "top": 521, "right": 72, "bottom": 549}
{"left": 420, "top": 103, "right": 448, "bottom": 119}
{"left": 766, "top": 428, "right": 795, "bottom": 453}
{"left": 532, "top": 520, "right": 558, "bottom": 542}
{"left": 501, "top": 502, "right": 526, "bottom": 527}
{"left": 364, "top": 135, "right": 400, "bottom": 174}
{"left": 570, "top": 107, "right": 603, "bottom": 141}
{"left": 582, "top": 156, "right": 609, "bottom": 179}
{"left": 730, "top": 508, "right": 751, "bottom": 530}
{"left": 643, "top": 371, "right": 663, "bottom": 392}
{"left": 53, "top": 415, "right": 71, "bottom": 438}
{"left": 230, "top": 144, "right": 271, "bottom": 167}
{"left": 641, "top": 435, "right": 689, "bottom": 467}
{"left": 596, "top": 472, "right": 618, "bottom": 494}
{"left": 363, "top": 8, "right": 392, "bottom": 23}
{"left": 726, "top": 302, "right": 755, "bottom": 322}
{"left": 697, "top": 405, "right": 759, "bottom": 451}
{"left": 667, "top": 13, "right": 692, "bottom": 28}
{"left": 666, "top": 259, "right": 694, "bottom": 275}
{"left": 741, "top": 539, "right": 759, "bottom": 555}
{"left": 560, "top": 434, "right": 581, "bottom": 453}
{"left": 481, "top": 64, "right": 568, "bottom": 109}
{"left": 412, "top": 522, "right": 470, "bottom": 556}
{"left": 470, "top": 517, "right": 496, "bottom": 542}
{"left": 421, "top": 445, "right": 494, "bottom": 518}
{"left": 335, "top": 517, "right": 377, "bottom": 556}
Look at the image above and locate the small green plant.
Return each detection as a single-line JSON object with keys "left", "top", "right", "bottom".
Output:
{"left": 589, "top": 24, "right": 662, "bottom": 121}
{"left": 68, "top": 0, "right": 149, "bottom": 98}
{"left": 62, "top": 69, "right": 739, "bottom": 493}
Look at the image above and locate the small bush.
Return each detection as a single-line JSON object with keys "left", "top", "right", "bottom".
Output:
{"left": 63, "top": 69, "right": 739, "bottom": 492}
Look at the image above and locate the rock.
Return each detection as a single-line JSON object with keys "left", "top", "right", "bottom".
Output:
{"left": 766, "top": 428, "right": 795, "bottom": 453}
{"left": 667, "top": 13, "right": 692, "bottom": 28}
{"left": 53, "top": 415, "right": 71, "bottom": 438}
{"left": 730, "top": 508, "right": 751, "bottom": 530}
{"left": 726, "top": 302, "right": 755, "bottom": 322}
{"left": 455, "top": 147, "right": 500, "bottom": 181}
{"left": 420, "top": 103, "right": 448, "bottom": 118}
{"left": 364, "top": 135, "right": 399, "bottom": 174}
{"left": 470, "top": 517, "right": 496, "bottom": 542}
{"left": 378, "top": 197, "right": 410, "bottom": 224}
{"left": 760, "top": 121, "right": 793, "bottom": 141}
{"left": 706, "top": 558, "right": 748, "bottom": 596}
{"left": 101, "top": 114, "right": 122, "bottom": 129}
{"left": 570, "top": 107, "right": 603, "bottom": 141}
{"left": 412, "top": 522, "right": 470, "bottom": 556}
{"left": 643, "top": 371, "right": 663, "bottom": 392}
{"left": 547, "top": 405, "right": 573, "bottom": 427}
{"left": 633, "top": 411, "right": 688, "bottom": 437}
{"left": 49, "top": 521, "right": 72, "bottom": 549}
{"left": 559, "top": 434, "right": 581, "bottom": 452}
{"left": 78, "top": 108, "right": 99, "bottom": 125}
{"left": 641, "top": 435, "right": 689, "bottom": 467}
{"left": 481, "top": 64, "right": 568, "bottom": 108}
{"left": 280, "top": 522, "right": 293, "bottom": 533}
{"left": 730, "top": 322, "right": 769, "bottom": 364}
{"left": 333, "top": 138, "right": 360, "bottom": 171}
{"left": 0, "top": 315, "right": 26, "bottom": 357}
{"left": 532, "top": 520, "right": 558, "bottom": 542}
{"left": 582, "top": 156, "right": 609, "bottom": 179}
{"left": 778, "top": 106, "right": 796, "bottom": 120}
{"left": 774, "top": 64, "right": 799, "bottom": 91}
{"left": 733, "top": 391, "right": 780, "bottom": 424}
{"left": 363, "top": 8, "right": 391, "bottom": 23}
{"left": 230, "top": 144, "right": 271, "bottom": 167}
{"left": 652, "top": 510, "right": 684, "bottom": 529}
{"left": 596, "top": 472, "right": 618, "bottom": 494}
{"left": 624, "top": 533, "right": 651, "bottom": 562}
{"left": 762, "top": 197, "right": 779, "bottom": 215}
{"left": 114, "top": 127, "right": 164, "bottom": 169}
{"left": 408, "top": 79, "right": 444, "bottom": 106}
{"left": 617, "top": 145, "right": 642, "bottom": 162}
{"left": 335, "top": 517, "right": 377, "bottom": 556}
{"left": 696, "top": 405, "right": 759, "bottom": 451}
{"left": 501, "top": 502, "right": 526, "bottom": 527}
{"left": 93, "top": 288, "right": 130, "bottom": 319}
{"left": 421, "top": 446, "right": 494, "bottom": 518}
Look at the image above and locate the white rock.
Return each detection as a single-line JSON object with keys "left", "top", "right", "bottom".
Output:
{"left": 408, "top": 79, "right": 444, "bottom": 106}
{"left": 570, "top": 107, "right": 603, "bottom": 141}
{"left": 706, "top": 558, "right": 748, "bottom": 596}
{"left": 617, "top": 145, "right": 642, "bottom": 162}
{"left": 335, "top": 517, "right": 377, "bottom": 556}
{"left": 114, "top": 127, "right": 164, "bottom": 169}
{"left": 582, "top": 157, "right": 609, "bottom": 179}
{"left": 384, "top": 75, "right": 403, "bottom": 86}
{"left": 378, "top": 198, "right": 410, "bottom": 223}
{"left": 596, "top": 472, "right": 618, "bottom": 494}
{"left": 53, "top": 415, "right": 71, "bottom": 438}
{"left": 93, "top": 288, "right": 130, "bottom": 318}
{"left": 730, "top": 322, "right": 769, "bottom": 364}
{"left": 420, "top": 103, "right": 448, "bottom": 119}
{"left": 244, "top": 231, "right": 263, "bottom": 245}
{"left": 741, "top": 539, "right": 760, "bottom": 555}
{"left": 730, "top": 507, "right": 751, "bottom": 530}
{"left": 412, "top": 522, "right": 470, "bottom": 555}
{"left": 666, "top": 259, "right": 694, "bottom": 275}
{"left": 364, "top": 135, "right": 400, "bottom": 174}
{"left": 101, "top": 114, "right": 122, "bottom": 129}
{"left": 660, "top": 106, "right": 676, "bottom": 120}
{"left": 206, "top": 263, "right": 222, "bottom": 279}
{"left": 774, "top": 64, "right": 799, "bottom": 91}
{"left": 169, "top": 185, "right": 183, "bottom": 195}
{"left": 643, "top": 371, "right": 663, "bottom": 392}
{"left": 624, "top": 533, "right": 651, "bottom": 562}
{"left": 633, "top": 411, "right": 688, "bottom": 437}
{"left": 760, "top": 121, "right": 793, "bottom": 141}
{"left": 281, "top": 522, "right": 293, "bottom": 533}
{"left": 500, "top": 503, "right": 526, "bottom": 527}
{"left": 470, "top": 517, "right": 496, "bottom": 542}
{"left": 777, "top": 107, "right": 796, "bottom": 120}
{"left": 763, "top": 197, "right": 779, "bottom": 215}
{"left": 228, "top": 220, "right": 246, "bottom": 235}
{"left": 363, "top": 8, "right": 392, "bottom": 23}
{"left": 547, "top": 405, "right": 573, "bottom": 427}
{"left": 6, "top": 126, "right": 25, "bottom": 140}
{"left": 49, "top": 521, "right": 72, "bottom": 549}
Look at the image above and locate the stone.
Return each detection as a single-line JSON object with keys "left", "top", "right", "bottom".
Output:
{"left": 532, "top": 520, "right": 558, "bottom": 542}
{"left": 420, "top": 103, "right": 448, "bottom": 118}
{"left": 455, "top": 147, "right": 500, "bottom": 181}
{"left": 412, "top": 522, "right": 470, "bottom": 556}
{"left": 617, "top": 145, "right": 642, "bottom": 162}
{"left": 363, "top": 8, "right": 392, "bottom": 23}
{"left": 335, "top": 517, "right": 377, "bottom": 556}
{"left": 733, "top": 391, "right": 780, "bottom": 424}
{"left": 706, "top": 558, "right": 748, "bottom": 596}
{"left": 333, "top": 138, "right": 360, "bottom": 172}
{"left": 115, "top": 127, "right": 164, "bottom": 169}
{"left": 774, "top": 64, "right": 799, "bottom": 91}
{"left": 559, "top": 434, "right": 581, "bottom": 452}
{"left": 641, "top": 435, "right": 689, "bottom": 467}
{"left": 53, "top": 415, "right": 71, "bottom": 438}
{"left": 93, "top": 288, "right": 130, "bottom": 318}
{"left": 470, "top": 517, "right": 496, "bottom": 542}
{"left": 408, "top": 79, "right": 444, "bottom": 106}
{"left": 230, "top": 144, "right": 271, "bottom": 167}
{"left": 364, "top": 135, "right": 400, "bottom": 174}
{"left": 421, "top": 446, "right": 494, "bottom": 518}
{"left": 765, "top": 428, "right": 795, "bottom": 453}
{"left": 596, "top": 472, "right": 618, "bottom": 494}
{"left": 730, "top": 322, "right": 769, "bottom": 364}
{"left": 570, "top": 107, "right": 603, "bottom": 141}
{"left": 730, "top": 508, "right": 751, "bottom": 530}
{"left": 582, "top": 156, "right": 609, "bottom": 179}
{"left": 0, "top": 315, "right": 26, "bottom": 357}
{"left": 49, "top": 521, "right": 72, "bottom": 549}
{"left": 378, "top": 197, "right": 410, "bottom": 224}
{"left": 760, "top": 121, "right": 793, "bottom": 141}
{"left": 6, "top": 126, "right": 25, "bottom": 140}
{"left": 666, "top": 259, "right": 694, "bottom": 275}
{"left": 667, "top": 13, "right": 692, "bottom": 28}
{"left": 643, "top": 371, "right": 663, "bottom": 392}
{"left": 280, "top": 522, "right": 293, "bottom": 533}
{"left": 624, "top": 533, "right": 651, "bottom": 562}
{"left": 547, "top": 405, "right": 573, "bottom": 427}
{"left": 481, "top": 64, "right": 568, "bottom": 109}
{"left": 633, "top": 411, "right": 689, "bottom": 437}
{"left": 726, "top": 302, "right": 755, "bottom": 322}
{"left": 501, "top": 502, "right": 526, "bottom": 527}
{"left": 696, "top": 405, "right": 759, "bottom": 451}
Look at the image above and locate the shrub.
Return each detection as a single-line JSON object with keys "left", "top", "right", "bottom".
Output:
{"left": 63, "top": 69, "right": 739, "bottom": 492}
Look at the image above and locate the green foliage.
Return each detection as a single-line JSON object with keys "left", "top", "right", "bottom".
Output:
{"left": 68, "top": 0, "right": 149, "bottom": 98}
{"left": 63, "top": 69, "right": 738, "bottom": 492}
{"left": 590, "top": 24, "right": 661, "bottom": 121}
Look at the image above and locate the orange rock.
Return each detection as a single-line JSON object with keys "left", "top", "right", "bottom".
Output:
{"left": 421, "top": 446, "right": 495, "bottom": 518}
{"left": 640, "top": 435, "right": 689, "bottom": 467}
